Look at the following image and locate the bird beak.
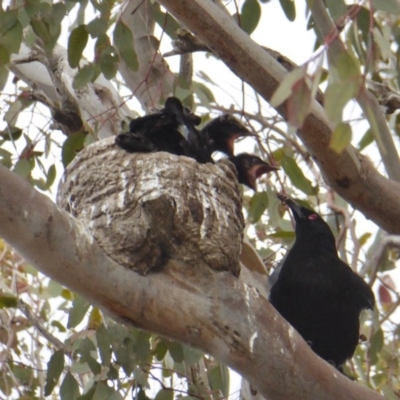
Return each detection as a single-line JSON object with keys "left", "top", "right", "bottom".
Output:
{"left": 254, "top": 162, "right": 280, "bottom": 176}
{"left": 277, "top": 194, "right": 306, "bottom": 220}
{"left": 238, "top": 129, "right": 253, "bottom": 137}
{"left": 248, "top": 163, "right": 279, "bottom": 191}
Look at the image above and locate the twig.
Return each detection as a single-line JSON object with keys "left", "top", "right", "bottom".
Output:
{"left": 17, "top": 299, "right": 65, "bottom": 351}
{"left": 361, "top": 235, "right": 400, "bottom": 286}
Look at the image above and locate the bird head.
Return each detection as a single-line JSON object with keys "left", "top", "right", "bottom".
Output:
{"left": 231, "top": 153, "right": 279, "bottom": 191}
{"left": 164, "top": 97, "right": 201, "bottom": 126}
{"left": 277, "top": 194, "right": 336, "bottom": 244}
{"left": 202, "top": 115, "right": 253, "bottom": 157}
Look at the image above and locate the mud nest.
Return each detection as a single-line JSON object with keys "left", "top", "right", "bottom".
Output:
{"left": 57, "top": 137, "right": 245, "bottom": 276}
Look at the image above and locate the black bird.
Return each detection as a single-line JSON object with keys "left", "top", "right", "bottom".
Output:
{"left": 128, "top": 97, "right": 201, "bottom": 136}
{"left": 200, "top": 114, "right": 252, "bottom": 157}
{"left": 162, "top": 97, "right": 213, "bottom": 164}
{"left": 115, "top": 132, "right": 157, "bottom": 153}
{"left": 229, "top": 153, "right": 279, "bottom": 191}
{"left": 269, "top": 195, "right": 375, "bottom": 371}
{"left": 116, "top": 97, "right": 212, "bottom": 163}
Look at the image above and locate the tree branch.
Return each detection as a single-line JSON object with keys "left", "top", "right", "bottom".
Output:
{"left": 309, "top": 0, "right": 400, "bottom": 182}
{"left": 117, "top": 0, "right": 175, "bottom": 109}
{"left": 0, "top": 160, "right": 383, "bottom": 400}
{"left": 155, "top": 0, "right": 400, "bottom": 233}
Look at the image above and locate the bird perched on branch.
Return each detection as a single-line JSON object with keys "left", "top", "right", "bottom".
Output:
{"left": 200, "top": 114, "right": 252, "bottom": 157}
{"left": 269, "top": 194, "right": 375, "bottom": 371}
{"left": 229, "top": 153, "right": 279, "bottom": 191}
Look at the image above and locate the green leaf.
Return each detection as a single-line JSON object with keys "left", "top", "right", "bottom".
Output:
{"left": 46, "top": 164, "right": 57, "bottom": 189}
{"left": 95, "top": 35, "right": 118, "bottom": 79}
{"left": 113, "top": 21, "right": 138, "bottom": 72}
{"left": 108, "top": 324, "right": 136, "bottom": 375}
{"left": 67, "top": 295, "right": 91, "bottom": 328}
{"left": 373, "top": 26, "right": 391, "bottom": 61}
{"left": 10, "top": 363, "right": 33, "bottom": 385}
{"left": 358, "top": 232, "right": 372, "bottom": 247}
{"left": 93, "top": 381, "right": 115, "bottom": 400}
{"left": 208, "top": 363, "right": 230, "bottom": 398}
{"left": 270, "top": 66, "right": 306, "bottom": 107}
{"left": 0, "top": 10, "right": 18, "bottom": 34}
{"left": 86, "top": 17, "right": 109, "bottom": 38}
{"left": 77, "top": 386, "right": 96, "bottom": 400}
{"left": 47, "top": 279, "right": 63, "bottom": 297}
{"left": 267, "top": 230, "right": 296, "bottom": 239}
{"left": 80, "top": 337, "right": 102, "bottom": 375}
{"left": 154, "top": 390, "right": 173, "bottom": 400}
{"left": 240, "top": 0, "right": 261, "bottom": 34}
{"left": 325, "top": 0, "right": 346, "bottom": 21}
{"left": 134, "top": 331, "right": 151, "bottom": 364}
{"left": 150, "top": 3, "right": 181, "bottom": 39}
{"left": 13, "top": 159, "right": 32, "bottom": 178}
{"left": 4, "top": 100, "right": 23, "bottom": 126}
{"left": 30, "top": 19, "right": 52, "bottom": 44}
{"left": 287, "top": 77, "right": 311, "bottom": 128}
{"left": 62, "top": 131, "right": 86, "bottom": 167}
{"left": 0, "top": 66, "right": 9, "bottom": 90}
{"left": 88, "top": 306, "right": 102, "bottom": 330}
{"left": 82, "top": 352, "right": 101, "bottom": 375}
{"left": 44, "top": 350, "right": 65, "bottom": 396}
{"left": 68, "top": 25, "right": 88, "bottom": 68}
{"left": 0, "top": 126, "right": 23, "bottom": 141}
{"left": 60, "top": 371, "right": 80, "bottom": 400}
{"left": 192, "top": 81, "right": 215, "bottom": 105}
{"left": 0, "top": 149, "right": 12, "bottom": 168}
{"left": 51, "top": 320, "right": 67, "bottom": 332}
{"left": 71, "top": 361, "right": 92, "bottom": 375}
{"left": 329, "top": 122, "right": 352, "bottom": 153}
{"left": 0, "top": 20, "right": 22, "bottom": 55}
{"left": 279, "top": 0, "right": 296, "bottom": 22}
{"left": 182, "top": 345, "right": 203, "bottom": 366}
{"left": 335, "top": 52, "right": 360, "bottom": 81}
{"left": 73, "top": 64, "right": 96, "bottom": 89}
{"left": 154, "top": 339, "right": 168, "bottom": 361}
{"left": 168, "top": 341, "right": 184, "bottom": 363}
{"left": 381, "top": 385, "right": 400, "bottom": 400}
{"left": 52, "top": 3, "right": 66, "bottom": 26}
{"left": 324, "top": 81, "right": 355, "bottom": 125}
{"left": 358, "top": 128, "right": 373, "bottom": 151}
{"left": 368, "top": 328, "right": 384, "bottom": 365}
{"left": 0, "top": 293, "right": 17, "bottom": 308}
{"left": 248, "top": 192, "right": 269, "bottom": 223}
{"left": 96, "top": 324, "right": 112, "bottom": 367}
{"left": 281, "top": 155, "right": 315, "bottom": 195}
{"left": 109, "top": 391, "right": 124, "bottom": 400}
{"left": 372, "top": 0, "right": 400, "bottom": 14}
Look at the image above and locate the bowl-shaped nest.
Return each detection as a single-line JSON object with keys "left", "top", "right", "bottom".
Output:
{"left": 57, "top": 137, "right": 244, "bottom": 276}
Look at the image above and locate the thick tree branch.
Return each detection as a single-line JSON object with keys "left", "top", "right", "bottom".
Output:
{"left": 117, "top": 0, "right": 175, "bottom": 109}
{"left": 0, "top": 164, "right": 382, "bottom": 400}
{"left": 309, "top": 0, "right": 400, "bottom": 182}
{"left": 10, "top": 44, "right": 129, "bottom": 139}
{"left": 156, "top": 0, "right": 400, "bottom": 233}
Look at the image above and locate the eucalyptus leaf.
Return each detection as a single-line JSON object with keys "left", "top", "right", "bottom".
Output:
{"left": 60, "top": 372, "right": 80, "bottom": 400}
{"left": 44, "top": 350, "right": 65, "bottom": 396}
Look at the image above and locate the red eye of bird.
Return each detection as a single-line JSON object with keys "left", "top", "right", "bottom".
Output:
{"left": 308, "top": 214, "right": 318, "bottom": 220}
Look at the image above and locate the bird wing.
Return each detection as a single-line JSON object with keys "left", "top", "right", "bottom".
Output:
{"left": 337, "top": 260, "right": 375, "bottom": 310}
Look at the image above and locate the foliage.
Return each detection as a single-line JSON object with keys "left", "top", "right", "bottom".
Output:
{"left": 1, "top": 0, "right": 400, "bottom": 398}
